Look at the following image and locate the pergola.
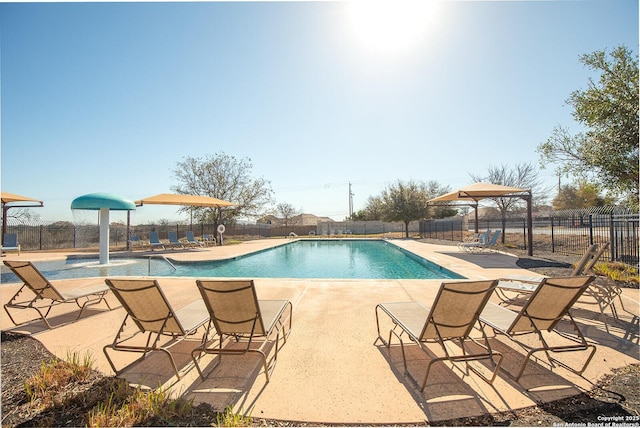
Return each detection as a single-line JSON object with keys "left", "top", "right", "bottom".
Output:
{"left": 427, "top": 182, "right": 533, "bottom": 256}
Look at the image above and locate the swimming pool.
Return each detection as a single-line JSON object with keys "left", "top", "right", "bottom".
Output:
{"left": 1, "top": 240, "right": 464, "bottom": 281}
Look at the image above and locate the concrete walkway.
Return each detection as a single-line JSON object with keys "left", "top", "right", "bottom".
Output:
{"left": 1, "top": 239, "right": 638, "bottom": 424}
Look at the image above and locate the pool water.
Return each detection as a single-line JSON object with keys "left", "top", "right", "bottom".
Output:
{"left": 1, "top": 240, "right": 464, "bottom": 282}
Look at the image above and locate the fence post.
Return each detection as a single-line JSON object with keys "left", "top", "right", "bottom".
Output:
{"left": 609, "top": 213, "right": 616, "bottom": 262}
{"left": 588, "top": 214, "right": 594, "bottom": 245}
{"left": 522, "top": 218, "right": 527, "bottom": 250}
{"left": 40, "top": 225, "right": 44, "bottom": 250}
{"left": 551, "top": 216, "right": 555, "bottom": 253}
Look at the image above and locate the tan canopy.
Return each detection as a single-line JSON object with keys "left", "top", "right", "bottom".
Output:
{"left": 427, "top": 182, "right": 533, "bottom": 256}
{"left": 1, "top": 192, "right": 43, "bottom": 205}
{"left": 427, "top": 182, "right": 529, "bottom": 203}
{"left": 135, "top": 193, "right": 235, "bottom": 208}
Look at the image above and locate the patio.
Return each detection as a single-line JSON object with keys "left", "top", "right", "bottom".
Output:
{"left": 1, "top": 240, "right": 638, "bottom": 424}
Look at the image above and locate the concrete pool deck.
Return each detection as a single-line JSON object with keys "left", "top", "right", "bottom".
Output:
{"left": 1, "top": 239, "right": 638, "bottom": 424}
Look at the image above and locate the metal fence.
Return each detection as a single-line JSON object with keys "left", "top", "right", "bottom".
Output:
{"left": 316, "top": 220, "right": 420, "bottom": 236}
{"left": 4, "top": 219, "right": 422, "bottom": 252}
{"left": 419, "top": 217, "right": 464, "bottom": 242}
{"left": 3, "top": 221, "right": 279, "bottom": 251}
{"left": 420, "top": 207, "right": 639, "bottom": 266}
{"left": 542, "top": 208, "right": 639, "bottom": 266}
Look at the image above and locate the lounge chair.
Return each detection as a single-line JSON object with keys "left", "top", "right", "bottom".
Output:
{"left": 375, "top": 280, "right": 502, "bottom": 391}
{"left": 103, "top": 278, "right": 210, "bottom": 379}
{"left": 458, "top": 230, "right": 501, "bottom": 253}
{"left": 128, "top": 234, "right": 147, "bottom": 250}
{"left": 191, "top": 279, "right": 293, "bottom": 382}
{"left": 148, "top": 231, "right": 165, "bottom": 250}
{"left": 577, "top": 242, "right": 633, "bottom": 327}
{"left": 479, "top": 276, "right": 597, "bottom": 381}
{"left": 2, "top": 233, "right": 21, "bottom": 255}
{"left": 203, "top": 233, "right": 216, "bottom": 246}
{"left": 498, "top": 242, "right": 626, "bottom": 332}
{"left": 167, "top": 231, "right": 184, "bottom": 249}
{"left": 458, "top": 229, "right": 491, "bottom": 248}
{"left": 185, "top": 231, "right": 204, "bottom": 247}
{"left": 3, "top": 260, "right": 112, "bottom": 328}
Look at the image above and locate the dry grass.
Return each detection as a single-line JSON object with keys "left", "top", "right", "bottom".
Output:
{"left": 594, "top": 261, "right": 639, "bottom": 284}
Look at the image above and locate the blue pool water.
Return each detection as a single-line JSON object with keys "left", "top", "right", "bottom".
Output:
{"left": 1, "top": 240, "right": 464, "bottom": 282}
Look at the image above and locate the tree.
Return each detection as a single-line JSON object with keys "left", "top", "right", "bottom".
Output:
{"left": 537, "top": 46, "right": 639, "bottom": 208}
{"left": 377, "top": 179, "right": 450, "bottom": 238}
{"left": 274, "top": 202, "right": 301, "bottom": 236}
{"left": 424, "top": 181, "right": 458, "bottom": 219}
{"left": 349, "top": 210, "right": 369, "bottom": 221}
{"left": 552, "top": 180, "right": 613, "bottom": 210}
{"left": 470, "top": 162, "right": 548, "bottom": 243}
{"left": 172, "top": 153, "right": 274, "bottom": 237}
{"left": 361, "top": 196, "right": 385, "bottom": 221}
{"left": 6, "top": 208, "right": 40, "bottom": 224}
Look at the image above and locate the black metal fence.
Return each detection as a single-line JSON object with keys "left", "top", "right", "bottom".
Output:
{"left": 4, "top": 219, "right": 421, "bottom": 252}
{"left": 2, "top": 221, "right": 291, "bottom": 251}
{"left": 420, "top": 207, "right": 639, "bottom": 266}
{"left": 419, "top": 217, "right": 464, "bottom": 242}
{"left": 542, "top": 209, "right": 639, "bottom": 266}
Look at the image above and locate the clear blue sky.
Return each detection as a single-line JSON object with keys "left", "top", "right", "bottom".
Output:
{"left": 1, "top": 1, "right": 638, "bottom": 225}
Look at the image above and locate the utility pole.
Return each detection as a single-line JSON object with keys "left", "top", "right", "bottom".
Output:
{"left": 558, "top": 173, "right": 561, "bottom": 193}
{"left": 348, "top": 182, "right": 354, "bottom": 219}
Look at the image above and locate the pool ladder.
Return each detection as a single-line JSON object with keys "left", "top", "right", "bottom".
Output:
{"left": 146, "top": 255, "right": 177, "bottom": 276}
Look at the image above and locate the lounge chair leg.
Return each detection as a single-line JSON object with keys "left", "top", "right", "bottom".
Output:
{"left": 191, "top": 342, "right": 223, "bottom": 381}
{"left": 374, "top": 304, "right": 391, "bottom": 347}
{"left": 389, "top": 329, "right": 409, "bottom": 376}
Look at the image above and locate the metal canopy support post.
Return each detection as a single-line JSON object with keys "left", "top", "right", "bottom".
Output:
{"left": 526, "top": 191, "right": 533, "bottom": 256}
{"left": 473, "top": 203, "right": 479, "bottom": 233}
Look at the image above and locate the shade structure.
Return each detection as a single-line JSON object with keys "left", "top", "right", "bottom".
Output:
{"left": 135, "top": 193, "right": 235, "bottom": 208}
{"left": 427, "top": 182, "right": 529, "bottom": 203}
{"left": 71, "top": 193, "right": 136, "bottom": 265}
{"left": 1, "top": 192, "right": 44, "bottom": 241}
{"left": 427, "top": 182, "right": 533, "bottom": 256}
{"left": 1, "top": 192, "right": 44, "bottom": 205}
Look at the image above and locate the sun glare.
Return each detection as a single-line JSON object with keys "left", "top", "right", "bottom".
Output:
{"left": 346, "top": 0, "right": 436, "bottom": 57}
